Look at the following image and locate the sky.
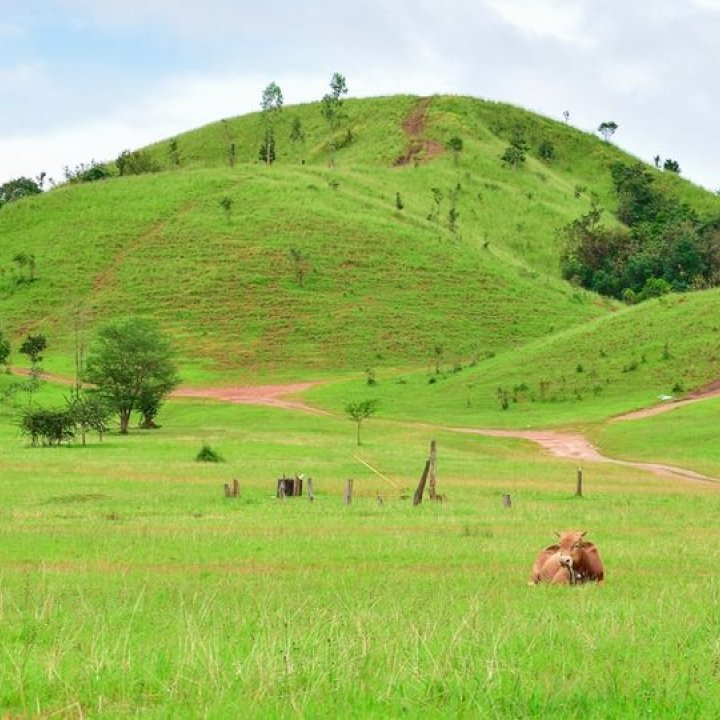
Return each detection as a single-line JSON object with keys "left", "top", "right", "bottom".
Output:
{"left": 1, "top": 0, "right": 719, "bottom": 190}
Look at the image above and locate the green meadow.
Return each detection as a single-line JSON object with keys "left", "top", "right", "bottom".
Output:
{"left": 3, "top": 94, "right": 720, "bottom": 717}
{"left": 3, "top": 393, "right": 720, "bottom": 718}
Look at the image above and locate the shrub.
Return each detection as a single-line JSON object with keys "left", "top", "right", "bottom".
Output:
{"left": 196, "top": 443, "right": 224, "bottom": 462}
{"left": 20, "top": 407, "right": 75, "bottom": 447}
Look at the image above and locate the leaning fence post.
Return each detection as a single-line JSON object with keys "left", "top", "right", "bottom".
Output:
{"left": 344, "top": 478, "right": 354, "bottom": 505}
{"left": 413, "top": 460, "right": 430, "bottom": 506}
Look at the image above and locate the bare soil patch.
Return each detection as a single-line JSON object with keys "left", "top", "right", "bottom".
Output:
{"left": 394, "top": 97, "right": 446, "bottom": 166}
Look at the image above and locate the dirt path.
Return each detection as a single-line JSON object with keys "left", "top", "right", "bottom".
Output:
{"left": 448, "top": 427, "right": 719, "bottom": 485}
{"left": 394, "top": 97, "right": 445, "bottom": 166}
{"left": 12, "top": 365, "right": 720, "bottom": 484}
{"left": 613, "top": 379, "right": 720, "bottom": 422}
{"left": 172, "top": 383, "right": 331, "bottom": 415}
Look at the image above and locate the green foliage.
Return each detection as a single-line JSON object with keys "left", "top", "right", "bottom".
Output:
{"left": 344, "top": 397, "right": 379, "bottom": 445}
{"left": 321, "top": 72, "right": 349, "bottom": 167}
{"left": 289, "top": 116, "right": 305, "bottom": 143}
{"left": 538, "top": 139, "right": 555, "bottom": 162}
{"left": 169, "top": 138, "right": 181, "bottom": 167}
{"left": 66, "top": 392, "right": 112, "bottom": 444}
{"left": 0, "top": 176, "right": 42, "bottom": 207}
{"left": 598, "top": 120, "right": 619, "bottom": 141}
{"left": 116, "top": 149, "right": 160, "bottom": 176}
{"left": 664, "top": 158, "right": 681, "bottom": 173}
{"left": 19, "top": 406, "right": 75, "bottom": 446}
{"left": 562, "top": 164, "right": 720, "bottom": 300}
{"left": 260, "top": 82, "right": 283, "bottom": 165}
{"left": 85, "top": 318, "right": 179, "bottom": 434}
{"left": 19, "top": 333, "right": 47, "bottom": 364}
{"left": 195, "top": 442, "right": 224, "bottom": 462}
{"left": 63, "top": 160, "right": 112, "bottom": 184}
{"left": 501, "top": 128, "right": 528, "bottom": 169}
{"left": 258, "top": 128, "right": 276, "bottom": 164}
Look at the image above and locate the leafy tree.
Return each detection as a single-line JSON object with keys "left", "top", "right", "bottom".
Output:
{"left": 345, "top": 398, "right": 379, "bottom": 446}
{"left": 538, "top": 140, "right": 555, "bottom": 162}
{"left": 67, "top": 393, "right": 111, "bottom": 445}
{"left": 663, "top": 158, "right": 681, "bottom": 173}
{"left": 85, "top": 318, "right": 179, "bottom": 434}
{"left": 321, "top": 72, "right": 349, "bottom": 167}
{"left": 598, "top": 120, "right": 619, "bottom": 142}
{"left": 501, "top": 128, "right": 528, "bottom": 169}
{"left": 19, "top": 334, "right": 46, "bottom": 364}
{"left": 260, "top": 82, "right": 283, "bottom": 165}
{"left": 288, "top": 247, "right": 310, "bottom": 287}
{"left": 563, "top": 110, "right": 570, "bottom": 124}
{"left": 446, "top": 136, "right": 463, "bottom": 164}
{"left": 0, "top": 176, "right": 42, "bottom": 207}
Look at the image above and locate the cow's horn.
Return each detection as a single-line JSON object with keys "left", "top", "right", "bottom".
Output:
{"left": 580, "top": 530, "right": 588, "bottom": 537}
{"left": 553, "top": 530, "right": 560, "bottom": 538}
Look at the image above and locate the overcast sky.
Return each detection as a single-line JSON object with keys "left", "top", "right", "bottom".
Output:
{"left": 1, "top": 0, "right": 719, "bottom": 190}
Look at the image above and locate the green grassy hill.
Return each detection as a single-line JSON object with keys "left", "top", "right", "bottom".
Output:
{"left": 0, "top": 94, "right": 717, "bottom": 384}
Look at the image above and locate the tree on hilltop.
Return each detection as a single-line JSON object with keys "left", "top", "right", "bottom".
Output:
{"left": 598, "top": 120, "right": 619, "bottom": 142}
{"left": 321, "top": 72, "right": 349, "bottom": 168}
{"left": 260, "top": 82, "right": 283, "bottom": 166}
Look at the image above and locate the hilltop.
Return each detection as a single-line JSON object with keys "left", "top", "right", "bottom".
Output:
{"left": 0, "top": 94, "right": 717, "bottom": 383}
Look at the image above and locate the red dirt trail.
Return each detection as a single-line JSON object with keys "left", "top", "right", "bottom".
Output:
{"left": 12, "top": 367, "right": 720, "bottom": 483}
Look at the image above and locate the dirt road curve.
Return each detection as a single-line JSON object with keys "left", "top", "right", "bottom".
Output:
{"left": 172, "top": 383, "right": 330, "bottom": 415}
{"left": 11, "top": 367, "right": 720, "bottom": 483}
{"left": 450, "top": 427, "right": 719, "bottom": 485}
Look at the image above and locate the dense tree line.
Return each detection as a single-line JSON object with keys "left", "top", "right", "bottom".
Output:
{"left": 561, "top": 162, "right": 720, "bottom": 302}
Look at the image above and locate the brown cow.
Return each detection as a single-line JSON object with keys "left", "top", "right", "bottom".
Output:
{"left": 529, "top": 531, "right": 604, "bottom": 585}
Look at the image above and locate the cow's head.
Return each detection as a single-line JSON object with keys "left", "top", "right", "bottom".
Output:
{"left": 554, "top": 530, "right": 587, "bottom": 569}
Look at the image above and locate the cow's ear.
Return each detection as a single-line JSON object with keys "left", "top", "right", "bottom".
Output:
{"left": 580, "top": 530, "right": 588, "bottom": 537}
{"left": 553, "top": 530, "right": 560, "bottom": 538}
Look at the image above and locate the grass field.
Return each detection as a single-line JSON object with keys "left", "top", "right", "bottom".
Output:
{"left": 3, "top": 390, "right": 720, "bottom": 717}
{"left": 3, "top": 93, "right": 720, "bottom": 717}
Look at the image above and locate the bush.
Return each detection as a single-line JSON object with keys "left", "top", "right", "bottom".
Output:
{"left": 196, "top": 443, "right": 224, "bottom": 463}
{"left": 20, "top": 407, "right": 75, "bottom": 447}
{"left": 116, "top": 149, "right": 160, "bottom": 176}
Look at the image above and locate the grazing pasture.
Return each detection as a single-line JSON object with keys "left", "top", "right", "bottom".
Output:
{"left": 2, "top": 395, "right": 720, "bottom": 717}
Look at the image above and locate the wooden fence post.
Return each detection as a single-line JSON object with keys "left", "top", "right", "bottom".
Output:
{"left": 307, "top": 478, "right": 315, "bottom": 502}
{"left": 232, "top": 478, "right": 239, "bottom": 497}
{"left": 223, "top": 483, "right": 232, "bottom": 498}
{"left": 376, "top": 493, "right": 384, "bottom": 507}
{"left": 575, "top": 467, "right": 583, "bottom": 497}
{"left": 428, "top": 440, "right": 438, "bottom": 501}
{"left": 413, "top": 460, "right": 430, "bottom": 506}
{"left": 502, "top": 493, "right": 512, "bottom": 508}
{"left": 344, "top": 478, "right": 354, "bottom": 505}
{"left": 277, "top": 478, "right": 287, "bottom": 500}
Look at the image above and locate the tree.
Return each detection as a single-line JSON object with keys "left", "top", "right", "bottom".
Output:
{"left": 67, "top": 392, "right": 111, "bottom": 445}
{"left": 538, "top": 139, "right": 555, "bottom": 162}
{"left": 501, "top": 128, "right": 528, "bottom": 169}
{"left": 598, "top": 120, "right": 619, "bottom": 142}
{"left": 19, "top": 334, "right": 46, "bottom": 365}
{"left": 0, "top": 176, "right": 42, "bottom": 207}
{"left": 321, "top": 72, "right": 349, "bottom": 167}
{"left": 664, "top": 158, "right": 681, "bottom": 173}
{"left": 260, "top": 82, "right": 283, "bottom": 166}
{"left": 85, "top": 318, "right": 179, "bottom": 434}
{"left": 345, "top": 398, "right": 379, "bottom": 446}
{"left": 446, "top": 136, "right": 463, "bottom": 164}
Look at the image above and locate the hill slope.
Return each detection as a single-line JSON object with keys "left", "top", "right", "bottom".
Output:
{"left": 0, "top": 94, "right": 716, "bottom": 380}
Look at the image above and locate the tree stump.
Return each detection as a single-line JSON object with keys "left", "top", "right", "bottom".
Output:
{"left": 344, "top": 478, "right": 354, "bottom": 505}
